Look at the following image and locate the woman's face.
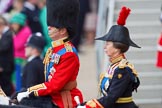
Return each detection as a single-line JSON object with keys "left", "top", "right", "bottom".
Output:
{"left": 13, "top": 0, "right": 23, "bottom": 11}
{"left": 104, "top": 41, "right": 120, "bottom": 58}
{"left": 10, "top": 23, "right": 20, "bottom": 33}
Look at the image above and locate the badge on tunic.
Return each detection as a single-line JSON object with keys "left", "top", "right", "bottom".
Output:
{"left": 50, "top": 67, "right": 56, "bottom": 75}
{"left": 54, "top": 54, "right": 60, "bottom": 64}
{"left": 118, "top": 74, "right": 122, "bottom": 79}
{"left": 51, "top": 54, "right": 55, "bottom": 60}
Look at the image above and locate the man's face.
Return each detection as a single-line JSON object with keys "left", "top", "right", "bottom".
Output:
{"left": 48, "top": 26, "right": 60, "bottom": 40}
{"left": 29, "top": 0, "right": 38, "bottom": 5}
{"left": 25, "top": 46, "right": 33, "bottom": 58}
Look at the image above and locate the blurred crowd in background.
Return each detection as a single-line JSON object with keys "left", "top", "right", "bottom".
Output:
{"left": 0, "top": 0, "right": 99, "bottom": 96}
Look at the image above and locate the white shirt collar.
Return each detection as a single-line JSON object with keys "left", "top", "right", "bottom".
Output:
{"left": 24, "top": 1, "right": 35, "bottom": 11}
{"left": 27, "top": 55, "right": 36, "bottom": 62}
{"left": 2, "top": 26, "right": 9, "bottom": 34}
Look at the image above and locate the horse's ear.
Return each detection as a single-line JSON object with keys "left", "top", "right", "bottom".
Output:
{"left": 0, "top": 86, "right": 7, "bottom": 97}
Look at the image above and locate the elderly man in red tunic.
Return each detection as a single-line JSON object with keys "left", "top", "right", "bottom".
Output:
{"left": 16, "top": 0, "right": 83, "bottom": 108}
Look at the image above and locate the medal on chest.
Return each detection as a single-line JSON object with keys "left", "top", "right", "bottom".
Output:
{"left": 44, "top": 47, "right": 61, "bottom": 81}
{"left": 99, "top": 63, "right": 119, "bottom": 96}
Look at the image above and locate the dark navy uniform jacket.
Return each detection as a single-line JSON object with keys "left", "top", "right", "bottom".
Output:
{"left": 85, "top": 54, "right": 140, "bottom": 108}
{"left": 22, "top": 56, "right": 45, "bottom": 89}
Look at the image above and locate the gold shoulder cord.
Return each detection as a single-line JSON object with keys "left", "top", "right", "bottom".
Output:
{"left": 118, "top": 59, "right": 138, "bottom": 77}
{"left": 43, "top": 47, "right": 53, "bottom": 80}
{"left": 98, "top": 72, "right": 105, "bottom": 96}
{"left": 43, "top": 48, "right": 53, "bottom": 64}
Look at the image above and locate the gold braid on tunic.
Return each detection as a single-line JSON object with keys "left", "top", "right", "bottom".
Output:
{"left": 43, "top": 47, "right": 53, "bottom": 81}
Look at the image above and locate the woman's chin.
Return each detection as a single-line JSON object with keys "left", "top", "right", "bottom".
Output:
{"left": 106, "top": 54, "right": 111, "bottom": 57}
{"left": 104, "top": 52, "right": 109, "bottom": 56}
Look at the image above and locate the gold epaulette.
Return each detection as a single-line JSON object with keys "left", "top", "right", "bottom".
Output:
{"left": 64, "top": 43, "right": 73, "bottom": 52}
{"left": 118, "top": 59, "right": 128, "bottom": 69}
{"left": 118, "top": 59, "right": 138, "bottom": 77}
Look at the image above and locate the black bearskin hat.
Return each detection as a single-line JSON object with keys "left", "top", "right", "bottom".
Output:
{"left": 46, "top": 0, "right": 80, "bottom": 39}
{"left": 96, "top": 6, "right": 141, "bottom": 48}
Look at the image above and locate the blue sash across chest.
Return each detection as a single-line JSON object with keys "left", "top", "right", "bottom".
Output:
{"left": 45, "top": 47, "right": 78, "bottom": 81}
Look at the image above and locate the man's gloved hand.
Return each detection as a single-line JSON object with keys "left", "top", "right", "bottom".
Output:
{"left": 0, "top": 96, "right": 9, "bottom": 105}
{"left": 77, "top": 106, "right": 86, "bottom": 108}
{"left": 17, "top": 91, "right": 30, "bottom": 102}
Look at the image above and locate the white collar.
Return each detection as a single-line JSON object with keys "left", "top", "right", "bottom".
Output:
{"left": 27, "top": 55, "right": 36, "bottom": 62}
{"left": 2, "top": 26, "right": 9, "bottom": 34}
{"left": 24, "top": 1, "right": 35, "bottom": 11}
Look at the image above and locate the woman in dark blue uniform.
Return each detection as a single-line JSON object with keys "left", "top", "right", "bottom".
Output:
{"left": 77, "top": 6, "right": 140, "bottom": 108}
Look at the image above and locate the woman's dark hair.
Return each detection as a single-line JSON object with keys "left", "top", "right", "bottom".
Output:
{"left": 113, "top": 42, "right": 129, "bottom": 53}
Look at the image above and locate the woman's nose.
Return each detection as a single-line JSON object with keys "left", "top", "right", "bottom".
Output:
{"left": 104, "top": 44, "right": 106, "bottom": 49}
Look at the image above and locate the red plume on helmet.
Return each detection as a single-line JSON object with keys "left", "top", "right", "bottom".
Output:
{"left": 117, "top": 6, "right": 131, "bottom": 26}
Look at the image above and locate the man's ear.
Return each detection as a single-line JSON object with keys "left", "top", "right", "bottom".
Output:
{"left": 59, "top": 28, "right": 67, "bottom": 35}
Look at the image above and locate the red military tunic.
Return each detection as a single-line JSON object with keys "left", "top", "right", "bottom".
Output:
{"left": 156, "top": 33, "right": 162, "bottom": 68}
{"left": 28, "top": 37, "right": 83, "bottom": 108}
